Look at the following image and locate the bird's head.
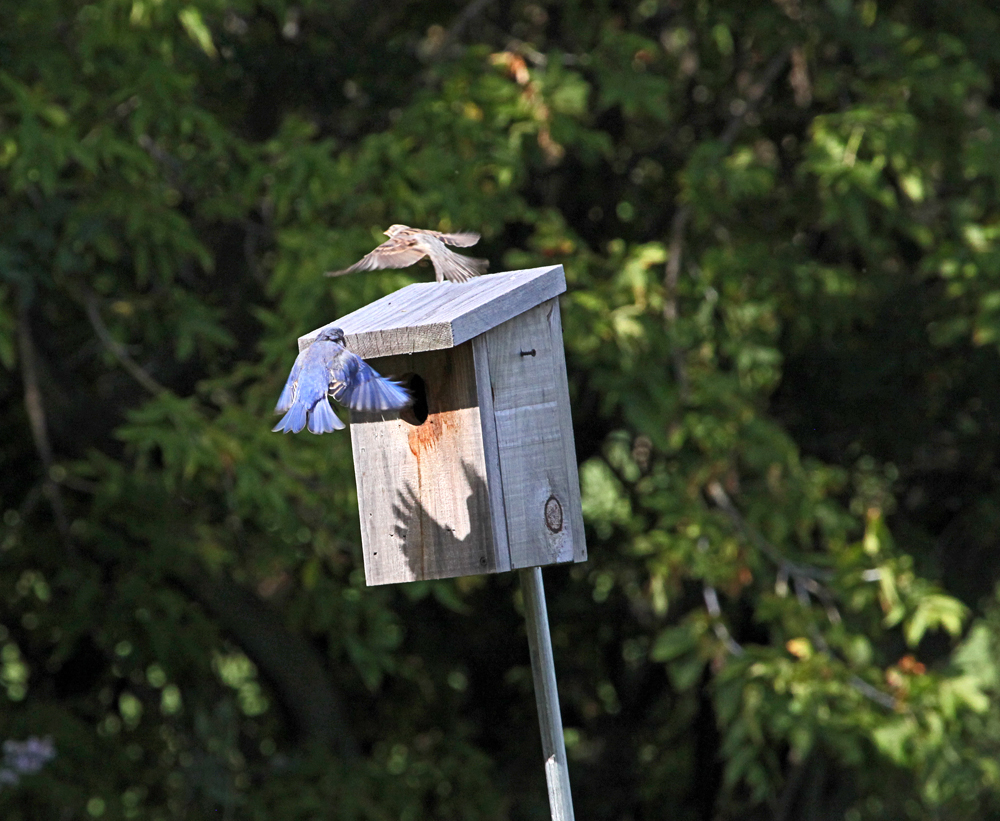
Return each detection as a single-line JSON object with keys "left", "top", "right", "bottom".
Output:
{"left": 384, "top": 224, "right": 410, "bottom": 237}
{"left": 317, "top": 327, "right": 346, "bottom": 345}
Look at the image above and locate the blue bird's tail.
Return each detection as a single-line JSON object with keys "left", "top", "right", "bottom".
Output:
{"left": 307, "top": 398, "right": 345, "bottom": 434}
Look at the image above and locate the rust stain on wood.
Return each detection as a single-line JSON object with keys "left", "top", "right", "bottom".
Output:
{"left": 406, "top": 411, "right": 461, "bottom": 456}
{"left": 407, "top": 414, "right": 442, "bottom": 455}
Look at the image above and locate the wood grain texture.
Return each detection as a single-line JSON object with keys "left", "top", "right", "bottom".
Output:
{"left": 472, "top": 334, "right": 511, "bottom": 571}
{"left": 483, "top": 299, "right": 584, "bottom": 569}
{"left": 301, "top": 265, "right": 566, "bottom": 357}
{"left": 546, "top": 300, "right": 587, "bottom": 563}
{"left": 350, "top": 343, "right": 509, "bottom": 585}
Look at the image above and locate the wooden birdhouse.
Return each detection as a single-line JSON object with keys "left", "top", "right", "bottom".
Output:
{"left": 299, "top": 265, "right": 587, "bottom": 586}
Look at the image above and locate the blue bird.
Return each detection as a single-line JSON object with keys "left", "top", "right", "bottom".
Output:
{"left": 273, "top": 327, "right": 410, "bottom": 435}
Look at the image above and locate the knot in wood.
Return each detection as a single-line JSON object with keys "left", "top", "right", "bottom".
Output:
{"left": 544, "top": 495, "right": 563, "bottom": 533}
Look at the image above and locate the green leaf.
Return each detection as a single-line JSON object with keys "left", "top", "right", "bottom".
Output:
{"left": 904, "top": 594, "right": 969, "bottom": 646}
{"left": 178, "top": 7, "right": 217, "bottom": 58}
{"left": 650, "top": 624, "right": 697, "bottom": 663}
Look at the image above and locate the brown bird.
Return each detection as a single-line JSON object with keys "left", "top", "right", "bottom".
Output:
{"left": 325, "top": 224, "right": 489, "bottom": 283}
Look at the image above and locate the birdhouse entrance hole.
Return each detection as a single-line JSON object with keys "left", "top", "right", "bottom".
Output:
{"left": 399, "top": 373, "right": 429, "bottom": 426}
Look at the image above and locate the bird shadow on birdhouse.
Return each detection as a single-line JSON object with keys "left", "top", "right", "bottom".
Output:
{"left": 388, "top": 461, "right": 488, "bottom": 580}
{"left": 307, "top": 265, "right": 587, "bottom": 586}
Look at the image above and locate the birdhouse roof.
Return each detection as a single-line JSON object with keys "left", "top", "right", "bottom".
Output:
{"left": 300, "top": 265, "right": 565, "bottom": 358}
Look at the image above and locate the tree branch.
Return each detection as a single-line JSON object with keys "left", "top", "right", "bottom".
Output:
{"left": 663, "top": 49, "right": 791, "bottom": 395}
{"left": 16, "top": 302, "right": 73, "bottom": 551}
{"left": 422, "top": 0, "right": 496, "bottom": 60}
{"left": 447, "top": 0, "right": 495, "bottom": 43}
{"left": 703, "top": 481, "right": 898, "bottom": 711}
{"left": 719, "top": 50, "right": 791, "bottom": 149}
{"left": 178, "top": 570, "right": 359, "bottom": 758}
{"left": 706, "top": 481, "right": 832, "bottom": 583}
{"left": 664, "top": 207, "right": 691, "bottom": 400}
{"left": 83, "top": 293, "right": 167, "bottom": 396}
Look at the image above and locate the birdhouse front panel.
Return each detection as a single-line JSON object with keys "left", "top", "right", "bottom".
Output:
{"left": 350, "top": 342, "right": 511, "bottom": 585}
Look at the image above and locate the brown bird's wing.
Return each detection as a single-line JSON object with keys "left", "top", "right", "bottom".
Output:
{"left": 324, "top": 237, "right": 427, "bottom": 277}
{"left": 434, "top": 231, "right": 480, "bottom": 248}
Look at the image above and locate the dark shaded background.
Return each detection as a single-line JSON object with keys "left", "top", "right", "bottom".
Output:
{"left": 2, "top": 1, "right": 1000, "bottom": 818}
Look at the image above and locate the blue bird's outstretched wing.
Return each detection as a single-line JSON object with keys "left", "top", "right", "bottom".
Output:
{"left": 274, "top": 358, "right": 304, "bottom": 413}
{"left": 331, "top": 357, "right": 410, "bottom": 412}
{"left": 274, "top": 376, "right": 297, "bottom": 414}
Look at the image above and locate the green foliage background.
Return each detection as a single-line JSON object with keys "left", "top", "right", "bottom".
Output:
{"left": 3, "top": 0, "right": 1000, "bottom": 818}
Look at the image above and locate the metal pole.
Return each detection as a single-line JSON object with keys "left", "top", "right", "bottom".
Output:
{"left": 519, "top": 566, "right": 575, "bottom": 821}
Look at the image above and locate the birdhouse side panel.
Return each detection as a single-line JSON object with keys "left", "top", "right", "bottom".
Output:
{"left": 350, "top": 345, "right": 508, "bottom": 585}
{"left": 547, "top": 299, "right": 587, "bottom": 563}
{"left": 494, "top": 403, "right": 576, "bottom": 567}
{"left": 483, "top": 299, "right": 586, "bottom": 569}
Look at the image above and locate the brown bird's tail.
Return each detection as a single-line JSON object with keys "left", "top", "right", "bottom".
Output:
{"left": 434, "top": 248, "right": 489, "bottom": 283}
